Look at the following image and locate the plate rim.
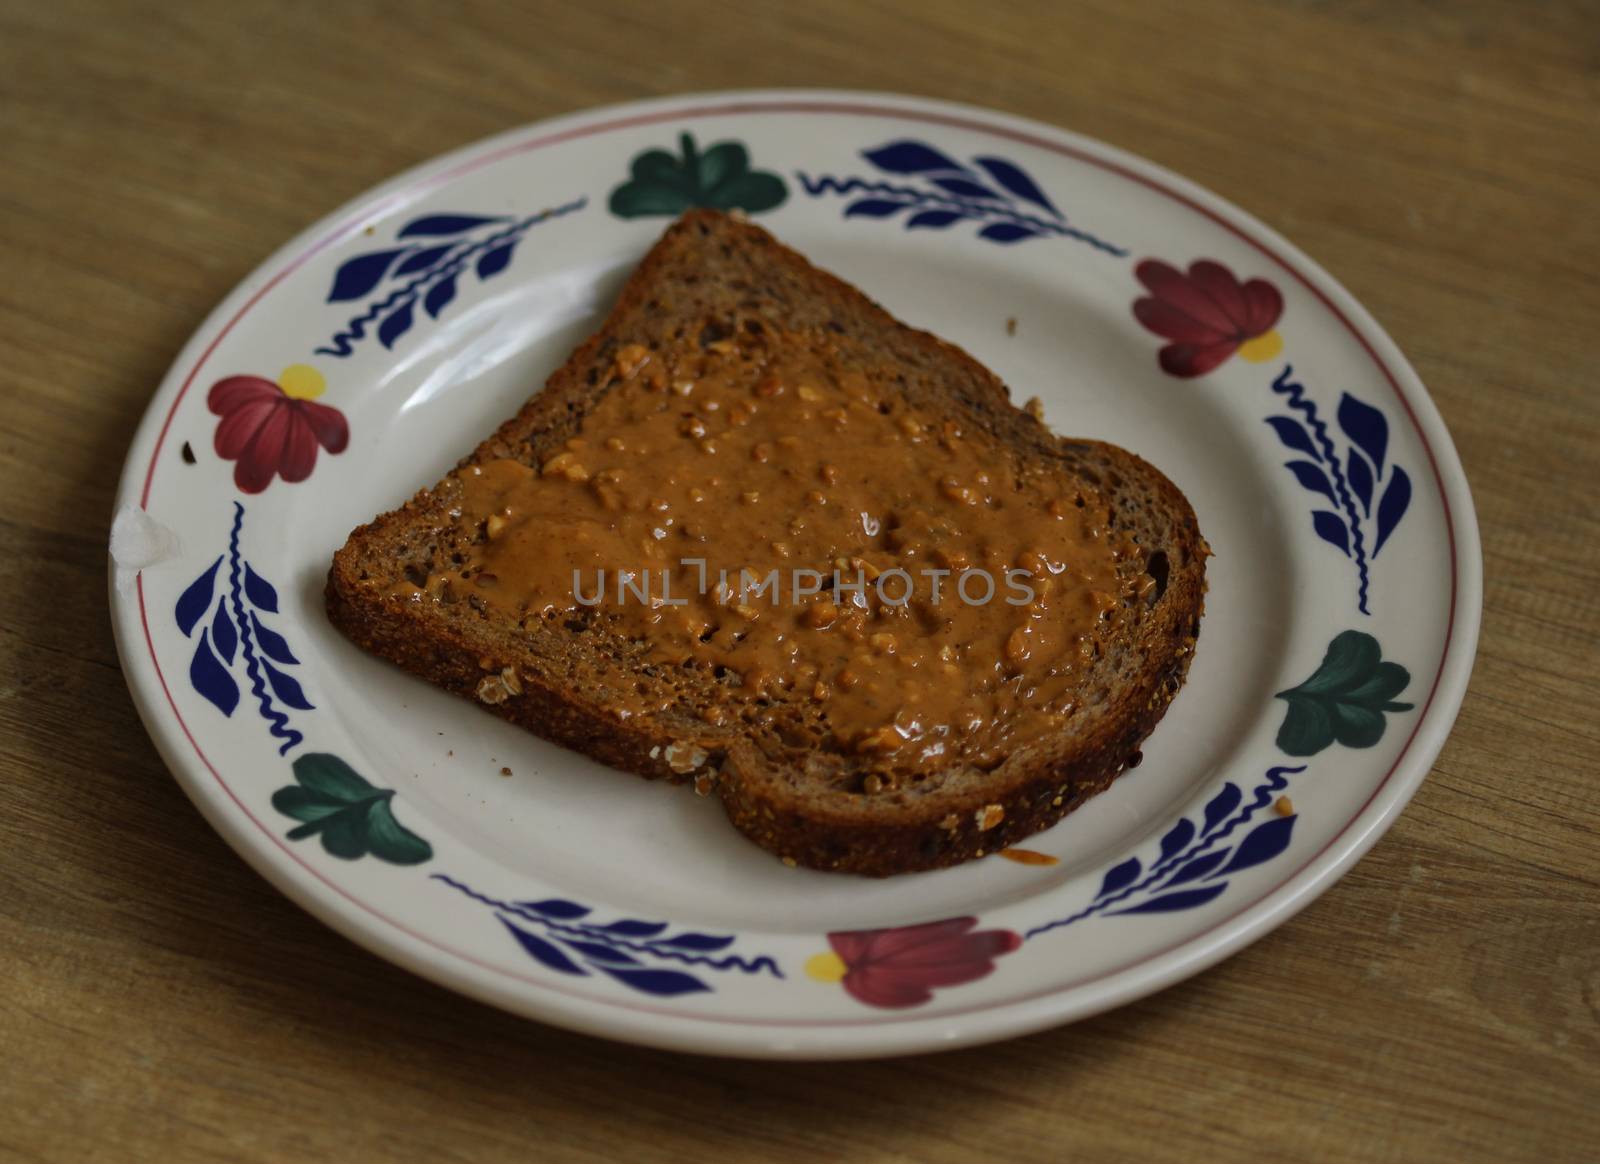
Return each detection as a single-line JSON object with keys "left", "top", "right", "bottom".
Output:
{"left": 108, "top": 87, "right": 1483, "bottom": 1059}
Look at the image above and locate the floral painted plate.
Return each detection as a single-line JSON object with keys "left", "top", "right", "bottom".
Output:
{"left": 109, "top": 91, "right": 1481, "bottom": 1059}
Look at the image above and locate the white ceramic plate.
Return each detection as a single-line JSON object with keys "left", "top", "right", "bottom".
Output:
{"left": 109, "top": 91, "right": 1481, "bottom": 1059}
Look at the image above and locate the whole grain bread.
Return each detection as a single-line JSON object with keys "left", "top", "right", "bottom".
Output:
{"left": 327, "top": 209, "right": 1206, "bottom": 876}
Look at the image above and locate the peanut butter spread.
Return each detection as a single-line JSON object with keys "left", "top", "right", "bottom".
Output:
{"left": 405, "top": 329, "right": 1143, "bottom": 771}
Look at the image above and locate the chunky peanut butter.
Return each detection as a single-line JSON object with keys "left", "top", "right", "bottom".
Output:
{"left": 406, "top": 327, "right": 1141, "bottom": 771}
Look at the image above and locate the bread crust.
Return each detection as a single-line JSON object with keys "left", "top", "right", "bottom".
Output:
{"left": 327, "top": 209, "right": 1206, "bottom": 876}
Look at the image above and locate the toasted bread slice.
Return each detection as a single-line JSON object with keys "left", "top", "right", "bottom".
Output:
{"left": 327, "top": 209, "right": 1205, "bottom": 876}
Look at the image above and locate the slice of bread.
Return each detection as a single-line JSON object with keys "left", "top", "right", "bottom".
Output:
{"left": 327, "top": 209, "right": 1205, "bottom": 876}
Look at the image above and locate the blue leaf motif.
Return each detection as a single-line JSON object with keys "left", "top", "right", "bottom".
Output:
{"left": 328, "top": 248, "right": 408, "bottom": 302}
{"left": 1107, "top": 883, "right": 1228, "bottom": 915}
{"left": 1202, "top": 783, "right": 1242, "bottom": 834}
{"left": 1337, "top": 393, "right": 1389, "bottom": 475}
{"left": 399, "top": 214, "right": 506, "bottom": 238}
{"left": 211, "top": 602, "right": 236, "bottom": 665}
{"left": 424, "top": 274, "right": 458, "bottom": 319}
{"left": 433, "top": 874, "right": 783, "bottom": 998}
{"left": 263, "top": 661, "right": 314, "bottom": 710}
{"left": 599, "top": 919, "right": 669, "bottom": 938}
{"left": 653, "top": 932, "right": 735, "bottom": 952}
{"left": 394, "top": 244, "right": 454, "bottom": 276}
{"left": 1158, "top": 818, "right": 1196, "bottom": 862}
{"left": 863, "top": 141, "right": 965, "bottom": 174}
{"left": 498, "top": 917, "right": 587, "bottom": 975}
{"left": 978, "top": 222, "right": 1038, "bottom": 243}
{"left": 906, "top": 210, "right": 965, "bottom": 229}
{"left": 1097, "top": 856, "right": 1142, "bottom": 899}
{"left": 974, "top": 157, "right": 1058, "bottom": 215}
{"left": 1023, "top": 767, "right": 1311, "bottom": 943}
{"left": 476, "top": 243, "right": 516, "bottom": 280}
{"left": 930, "top": 175, "right": 1000, "bottom": 200}
{"left": 250, "top": 612, "right": 299, "bottom": 665}
{"left": 315, "top": 201, "right": 583, "bottom": 359}
{"left": 520, "top": 899, "right": 591, "bottom": 920}
{"left": 1285, "top": 460, "right": 1336, "bottom": 502}
{"left": 1264, "top": 416, "right": 1319, "bottom": 460}
{"left": 1347, "top": 448, "right": 1375, "bottom": 515}
{"left": 378, "top": 299, "right": 416, "bottom": 349}
{"left": 559, "top": 939, "right": 640, "bottom": 965}
{"left": 1214, "top": 814, "right": 1296, "bottom": 876}
{"left": 243, "top": 563, "right": 278, "bottom": 613}
{"left": 1374, "top": 467, "right": 1412, "bottom": 556}
{"left": 593, "top": 964, "right": 711, "bottom": 997}
{"left": 845, "top": 198, "right": 908, "bottom": 218}
{"left": 190, "top": 630, "right": 239, "bottom": 717}
{"left": 1313, "top": 511, "right": 1351, "bottom": 555}
{"left": 175, "top": 557, "right": 222, "bottom": 636}
{"left": 1163, "top": 849, "right": 1230, "bottom": 888}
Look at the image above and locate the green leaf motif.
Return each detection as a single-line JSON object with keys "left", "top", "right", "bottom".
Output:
{"left": 1274, "top": 631, "right": 1415, "bottom": 757}
{"left": 271, "top": 753, "right": 433, "bottom": 865}
{"left": 609, "top": 132, "right": 788, "bottom": 219}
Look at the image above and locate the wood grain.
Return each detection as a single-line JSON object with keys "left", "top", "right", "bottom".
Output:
{"left": 1, "top": 1, "right": 1596, "bottom": 1160}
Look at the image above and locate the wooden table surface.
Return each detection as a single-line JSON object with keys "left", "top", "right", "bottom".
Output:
{"left": 3, "top": 1, "right": 1596, "bottom": 1160}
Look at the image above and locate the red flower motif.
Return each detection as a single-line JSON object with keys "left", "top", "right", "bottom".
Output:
{"left": 1133, "top": 259, "right": 1284, "bottom": 378}
{"left": 207, "top": 366, "right": 348, "bottom": 492}
{"left": 809, "top": 917, "right": 1022, "bottom": 1009}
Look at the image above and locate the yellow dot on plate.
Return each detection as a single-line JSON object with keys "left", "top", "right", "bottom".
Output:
{"left": 1238, "top": 329, "right": 1284, "bottom": 363}
{"left": 278, "top": 363, "right": 326, "bottom": 399}
{"left": 804, "top": 951, "right": 847, "bottom": 983}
